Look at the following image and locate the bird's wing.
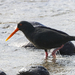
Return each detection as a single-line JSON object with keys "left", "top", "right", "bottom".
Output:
{"left": 30, "top": 21, "right": 68, "bottom": 35}
{"left": 33, "top": 28, "right": 68, "bottom": 48}
{"left": 30, "top": 22, "right": 45, "bottom": 27}
{"left": 39, "top": 26, "right": 68, "bottom": 36}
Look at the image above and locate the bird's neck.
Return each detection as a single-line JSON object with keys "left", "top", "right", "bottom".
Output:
{"left": 24, "top": 27, "right": 34, "bottom": 33}
{"left": 21, "top": 27, "right": 35, "bottom": 39}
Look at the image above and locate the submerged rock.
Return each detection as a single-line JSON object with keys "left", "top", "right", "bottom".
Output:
{"left": 59, "top": 41, "right": 75, "bottom": 55}
{"left": 0, "top": 71, "right": 6, "bottom": 75}
{"left": 17, "top": 66, "right": 50, "bottom": 75}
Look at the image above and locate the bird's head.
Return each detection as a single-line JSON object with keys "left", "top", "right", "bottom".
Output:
{"left": 6, "top": 21, "right": 34, "bottom": 41}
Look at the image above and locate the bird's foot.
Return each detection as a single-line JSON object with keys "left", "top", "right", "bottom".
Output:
{"left": 52, "top": 58, "right": 56, "bottom": 63}
{"left": 52, "top": 52, "right": 56, "bottom": 59}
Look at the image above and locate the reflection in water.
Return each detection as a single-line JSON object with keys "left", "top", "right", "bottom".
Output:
{"left": 41, "top": 59, "right": 66, "bottom": 74}
{"left": 32, "top": 57, "right": 73, "bottom": 75}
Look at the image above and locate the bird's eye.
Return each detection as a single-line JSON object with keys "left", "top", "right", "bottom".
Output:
{"left": 20, "top": 23, "right": 22, "bottom": 26}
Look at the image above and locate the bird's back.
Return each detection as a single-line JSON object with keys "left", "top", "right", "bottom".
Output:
{"left": 27, "top": 27, "right": 70, "bottom": 49}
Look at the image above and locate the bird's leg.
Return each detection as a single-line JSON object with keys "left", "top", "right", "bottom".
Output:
{"left": 45, "top": 49, "right": 48, "bottom": 59}
{"left": 52, "top": 45, "right": 64, "bottom": 59}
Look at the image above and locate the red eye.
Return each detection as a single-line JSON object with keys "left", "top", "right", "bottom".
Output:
{"left": 20, "top": 24, "right": 22, "bottom": 26}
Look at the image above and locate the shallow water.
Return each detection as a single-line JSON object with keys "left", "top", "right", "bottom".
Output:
{"left": 0, "top": 0, "right": 75, "bottom": 75}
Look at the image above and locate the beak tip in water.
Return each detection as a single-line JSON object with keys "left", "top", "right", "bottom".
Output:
{"left": 5, "top": 38, "right": 8, "bottom": 41}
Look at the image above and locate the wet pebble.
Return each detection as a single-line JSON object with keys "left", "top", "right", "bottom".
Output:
{"left": 17, "top": 66, "right": 50, "bottom": 75}
{"left": 59, "top": 41, "right": 75, "bottom": 55}
{"left": 0, "top": 71, "right": 6, "bottom": 75}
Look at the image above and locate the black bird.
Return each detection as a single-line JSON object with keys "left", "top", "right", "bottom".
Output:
{"left": 24, "top": 23, "right": 75, "bottom": 55}
{"left": 17, "top": 66, "right": 50, "bottom": 75}
{"left": 6, "top": 21, "right": 75, "bottom": 59}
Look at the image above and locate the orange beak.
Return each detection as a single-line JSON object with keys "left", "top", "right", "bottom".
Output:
{"left": 6, "top": 28, "right": 19, "bottom": 41}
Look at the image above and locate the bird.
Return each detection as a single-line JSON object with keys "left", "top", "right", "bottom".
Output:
{"left": 17, "top": 66, "right": 50, "bottom": 75}
{"left": 6, "top": 21, "right": 75, "bottom": 59}
{"left": 24, "top": 23, "right": 75, "bottom": 55}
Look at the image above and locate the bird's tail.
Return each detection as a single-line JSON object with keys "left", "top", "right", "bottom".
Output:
{"left": 70, "top": 36, "right": 75, "bottom": 41}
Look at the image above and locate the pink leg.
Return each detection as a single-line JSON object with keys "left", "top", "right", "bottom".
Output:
{"left": 45, "top": 51, "right": 48, "bottom": 59}
{"left": 45, "top": 49, "right": 48, "bottom": 59}
{"left": 52, "top": 45, "right": 64, "bottom": 59}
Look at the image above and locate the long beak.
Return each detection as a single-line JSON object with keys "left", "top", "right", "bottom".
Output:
{"left": 6, "top": 28, "right": 19, "bottom": 41}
